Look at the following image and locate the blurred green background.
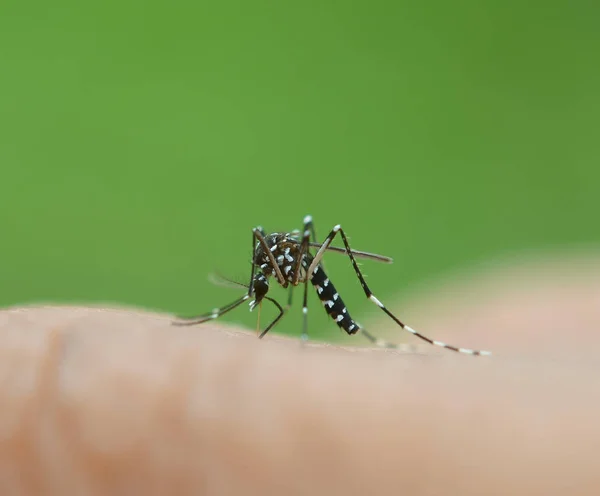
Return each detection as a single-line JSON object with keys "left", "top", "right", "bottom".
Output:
{"left": 1, "top": 1, "right": 598, "bottom": 341}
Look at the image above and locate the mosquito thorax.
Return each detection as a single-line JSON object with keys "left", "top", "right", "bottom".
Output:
{"left": 253, "top": 232, "right": 304, "bottom": 283}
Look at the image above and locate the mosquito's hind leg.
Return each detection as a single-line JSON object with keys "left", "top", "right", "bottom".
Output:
{"left": 308, "top": 225, "right": 491, "bottom": 356}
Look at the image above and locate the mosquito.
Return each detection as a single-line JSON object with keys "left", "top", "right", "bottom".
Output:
{"left": 173, "top": 215, "right": 491, "bottom": 356}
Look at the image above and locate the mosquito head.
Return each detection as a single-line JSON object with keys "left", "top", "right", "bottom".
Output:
{"left": 251, "top": 273, "right": 270, "bottom": 309}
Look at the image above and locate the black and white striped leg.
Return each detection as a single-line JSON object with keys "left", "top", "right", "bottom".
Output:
{"left": 301, "top": 279, "right": 309, "bottom": 342}
{"left": 297, "top": 214, "right": 317, "bottom": 341}
{"left": 281, "top": 284, "right": 302, "bottom": 339}
{"left": 174, "top": 229, "right": 263, "bottom": 325}
{"left": 285, "top": 285, "right": 294, "bottom": 310}
{"left": 179, "top": 270, "right": 286, "bottom": 337}
{"left": 247, "top": 229, "right": 260, "bottom": 296}
{"left": 291, "top": 215, "right": 312, "bottom": 285}
{"left": 173, "top": 293, "right": 251, "bottom": 326}
{"left": 310, "top": 225, "right": 491, "bottom": 356}
{"left": 174, "top": 287, "right": 285, "bottom": 337}
{"left": 253, "top": 227, "right": 287, "bottom": 286}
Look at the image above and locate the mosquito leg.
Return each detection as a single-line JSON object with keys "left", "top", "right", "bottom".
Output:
{"left": 286, "top": 285, "right": 294, "bottom": 310}
{"left": 258, "top": 296, "right": 286, "bottom": 339}
{"left": 247, "top": 229, "right": 259, "bottom": 296}
{"left": 172, "top": 294, "right": 251, "bottom": 326}
{"left": 306, "top": 225, "right": 490, "bottom": 355}
{"left": 305, "top": 224, "right": 342, "bottom": 280}
{"left": 291, "top": 216, "right": 312, "bottom": 285}
{"left": 301, "top": 279, "right": 310, "bottom": 342}
{"left": 308, "top": 218, "right": 318, "bottom": 246}
{"left": 173, "top": 230, "right": 261, "bottom": 327}
{"left": 293, "top": 215, "right": 317, "bottom": 341}
{"left": 253, "top": 227, "right": 287, "bottom": 286}
{"left": 335, "top": 226, "right": 491, "bottom": 356}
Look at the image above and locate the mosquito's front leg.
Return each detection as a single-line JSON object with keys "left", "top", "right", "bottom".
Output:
{"left": 253, "top": 227, "right": 287, "bottom": 286}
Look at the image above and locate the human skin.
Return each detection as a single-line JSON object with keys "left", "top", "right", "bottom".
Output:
{"left": 0, "top": 255, "right": 599, "bottom": 495}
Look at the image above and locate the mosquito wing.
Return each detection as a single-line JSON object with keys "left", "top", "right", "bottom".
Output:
{"left": 208, "top": 272, "right": 250, "bottom": 290}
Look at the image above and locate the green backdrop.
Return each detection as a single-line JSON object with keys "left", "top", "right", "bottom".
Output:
{"left": 1, "top": 1, "right": 598, "bottom": 341}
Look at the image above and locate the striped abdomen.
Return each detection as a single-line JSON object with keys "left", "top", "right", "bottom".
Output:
{"left": 304, "top": 258, "right": 359, "bottom": 335}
